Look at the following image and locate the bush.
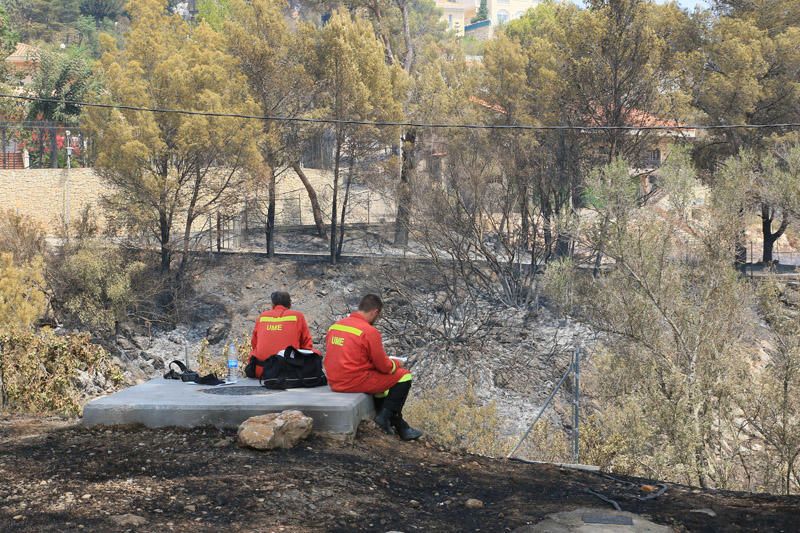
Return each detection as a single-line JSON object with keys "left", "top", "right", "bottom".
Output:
{"left": 404, "top": 384, "right": 512, "bottom": 456}
{"left": 0, "top": 330, "right": 123, "bottom": 416}
{"left": 0, "top": 253, "right": 47, "bottom": 330}
{"left": 49, "top": 243, "right": 146, "bottom": 334}
{"left": 0, "top": 210, "right": 46, "bottom": 265}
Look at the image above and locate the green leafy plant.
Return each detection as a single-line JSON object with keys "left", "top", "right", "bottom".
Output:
{"left": 0, "top": 330, "right": 123, "bottom": 415}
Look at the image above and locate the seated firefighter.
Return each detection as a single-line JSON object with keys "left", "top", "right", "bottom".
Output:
{"left": 247, "top": 291, "right": 314, "bottom": 379}
{"left": 324, "top": 294, "right": 422, "bottom": 441}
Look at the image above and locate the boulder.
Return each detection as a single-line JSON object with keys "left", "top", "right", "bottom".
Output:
{"left": 238, "top": 410, "right": 313, "bottom": 450}
{"left": 206, "top": 321, "right": 230, "bottom": 345}
{"left": 116, "top": 335, "right": 138, "bottom": 352}
{"left": 465, "top": 498, "right": 484, "bottom": 509}
{"left": 110, "top": 514, "right": 148, "bottom": 527}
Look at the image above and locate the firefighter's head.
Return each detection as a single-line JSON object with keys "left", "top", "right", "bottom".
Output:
{"left": 358, "top": 294, "right": 383, "bottom": 324}
{"left": 271, "top": 291, "right": 291, "bottom": 309}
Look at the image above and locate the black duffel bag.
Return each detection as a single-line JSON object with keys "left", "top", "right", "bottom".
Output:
{"left": 251, "top": 346, "right": 327, "bottom": 390}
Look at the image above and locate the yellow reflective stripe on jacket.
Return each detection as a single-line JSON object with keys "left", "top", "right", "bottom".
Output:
{"left": 398, "top": 373, "right": 413, "bottom": 383}
{"left": 328, "top": 324, "right": 364, "bottom": 336}
{"left": 260, "top": 316, "right": 299, "bottom": 323}
{"left": 390, "top": 359, "right": 397, "bottom": 374}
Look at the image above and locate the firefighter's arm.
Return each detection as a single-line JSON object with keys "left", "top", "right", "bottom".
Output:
{"left": 366, "top": 329, "right": 395, "bottom": 374}
{"left": 298, "top": 314, "right": 314, "bottom": 351}
{"left": 250, "top": 320, "right": 258, "bottom": 356}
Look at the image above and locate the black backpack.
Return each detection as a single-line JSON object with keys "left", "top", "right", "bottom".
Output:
{"left": 246, "top": 346, "right": 327, "bottom": 390}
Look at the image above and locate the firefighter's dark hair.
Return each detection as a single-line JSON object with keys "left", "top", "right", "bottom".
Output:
{"left": 271, "top": 291, "right": 291, "bottom": 308}
{"left": 358, "top": 294, "right": 383, "bottom": 313}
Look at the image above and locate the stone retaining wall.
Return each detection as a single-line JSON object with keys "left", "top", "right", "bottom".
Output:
{"left": 0, "top": 167, "right": 396, "bottom": 236}
{"left": 0, "top": 168, "right": 107, "bottom": 231}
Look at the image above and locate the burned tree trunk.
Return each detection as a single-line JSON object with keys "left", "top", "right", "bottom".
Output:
{"left": 394, "top": 129, "right": 416, "bottom": 246}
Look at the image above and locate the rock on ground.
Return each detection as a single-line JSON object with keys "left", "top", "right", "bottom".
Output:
{"left": 110, "top": 514, "right": 148, "bottom": 527}
{"left": 237, "top": 410, "right": 313, "bottom": 450}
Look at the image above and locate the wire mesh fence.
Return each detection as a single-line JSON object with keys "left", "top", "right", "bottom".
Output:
{"left": 0, "top": 122, "right": 91, "bottom": 169}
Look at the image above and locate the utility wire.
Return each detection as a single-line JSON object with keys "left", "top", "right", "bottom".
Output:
{"left": 3, "top": 93, "right": 800, "bottom": 131}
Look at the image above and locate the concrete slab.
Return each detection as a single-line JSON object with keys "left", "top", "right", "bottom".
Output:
{"left": 82, "top": 378, "right": 374, "bottom": 434}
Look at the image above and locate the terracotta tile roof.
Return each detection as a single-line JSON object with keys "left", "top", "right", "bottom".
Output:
{"left": 469, "top": 95, "right": 507, "bottom": 115}
{"left": 5, "top": 43, "right": 40, "bottom": 64}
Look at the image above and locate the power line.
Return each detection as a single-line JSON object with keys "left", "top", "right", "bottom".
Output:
{"left": 3, "top": 93, "right": 800, "bottom": 132}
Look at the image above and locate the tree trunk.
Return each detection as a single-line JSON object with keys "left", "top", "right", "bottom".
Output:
{"left": 0, "top": 348, "right": 6, "bottom": 410}
{"left": 519, "top": 183, "right": 530, "bottom": 252}
{"left": 266, "top": 168, "right": 276, "bottom": 258}
{"left": 542, "top": 204, "right": 554, "bottom": 261}
{"left": 178, "top": 171, "right": 202, "bottom": 280}
{"left": 394, "top": 129, "right": 416, "bottom": 246}
{"left": 330, "top": 133, "right": 342, "bottom": 265}
{"left": 761, "top": 204, "right": 789, "bottom": 264}
{"left": 592, "top": 218, "right": 608, "bottom": 278}
{"left": 293, "top": 163, "right": 326, "bottom": 238}
{"left": 397, "top": 0, "right": 414, "bottom": 71}
{"left": 159, "top": 209, "right": 171, "bottom": 274}
{"left": 337, "top": 155, "right": 356, "bottom": 259}
{"left": 556, "top": 229, "right": 572, "bottom": 258}
{"left": 50, "top": 127, "right": 58, "bottom": 168}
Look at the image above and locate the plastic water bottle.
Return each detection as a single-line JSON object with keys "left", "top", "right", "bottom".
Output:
{"left": 226, "top": 344, "right": 238, "bottom": 384}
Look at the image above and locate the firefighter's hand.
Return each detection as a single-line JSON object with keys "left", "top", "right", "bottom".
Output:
{"left": 390, "top": 357, "right": 406, "bottom": 370}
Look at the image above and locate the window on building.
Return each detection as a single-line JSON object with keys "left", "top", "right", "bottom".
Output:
{"left": 497, "top": 10, "right": 509, "bottom": 24}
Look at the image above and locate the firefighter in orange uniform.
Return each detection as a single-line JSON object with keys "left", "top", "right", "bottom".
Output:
{"left": 324, "top": 294, "right": 422, "bottom": 440}
{"left": 249, "top": 291, "right": 314, "bottom": 378}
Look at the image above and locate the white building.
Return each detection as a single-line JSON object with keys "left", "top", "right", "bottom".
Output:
{"left": 488, "top": 0, "right": 538, "bottom": 25}
{"left": 444, "top": 0, "right": 539, "bottom": 40}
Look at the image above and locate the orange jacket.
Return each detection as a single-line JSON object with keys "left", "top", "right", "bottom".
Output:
{"left": 324, "top": 312, "right": 406, "bottom": 393}
{"left": 250, "top": 305, "right": 314, "bottom": 362}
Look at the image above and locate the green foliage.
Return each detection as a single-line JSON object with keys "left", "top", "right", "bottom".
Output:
{"left": 50, "top": 243, "right": 145, "bottom": 334}
{"left": 88, "top": 0, "right": 260, "bottom": 273}
{"left": 4, "top": 0, "right": 82, "bottom": 43}
{"left": 0, "top": 4, "right": 18, "bottom": 54}
{"left": 659, "top": 145, "right": 699, "bottom": 219}
{"left": 575, "top": 157, "right": 761, "bottom": 488}
{"left": 80, "top": 0, "right": 125, "bottom": 22}
{"left": 404, "top": 384, "right": 512, "bottom": 456}
{"left": 197, "top": 0, "right": 229, "bottom": 30}
{"left": 471, "top": 0, "right": 487, "bottom": 23}
{"left": 26, "top": 46, "right": 96, "bottom": 124}
{"left": 0, "top": 329, "right": 123, "bottom": 415}
{"left": 541, "top": 257, "right": 577, "bottom": 315}
{"left": 460, "top": 35, "right": 484, "bottom": 56}
{"left": 0, "top": 253, "right": 46, "bottom": 331}
{"left": 742, "top": 277, "right": 800, "bottom": 494}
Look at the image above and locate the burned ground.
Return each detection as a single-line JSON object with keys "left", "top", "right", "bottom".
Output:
{"left": 1, "top": 416, "right": 797, "bottom": 532}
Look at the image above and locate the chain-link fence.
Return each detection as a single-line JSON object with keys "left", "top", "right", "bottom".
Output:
{"left": 1, "top": 122, "right": 91, "bottom": 170}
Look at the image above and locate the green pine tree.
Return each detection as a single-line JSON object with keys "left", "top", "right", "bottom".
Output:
{"left": 471, "top": 0, "right": 488, "bottom": 23}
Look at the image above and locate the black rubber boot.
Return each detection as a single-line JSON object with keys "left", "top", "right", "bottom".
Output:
{"left": 374, "top": 407, "right": 395, "bottom": 435}
{"left": 382, "top": 380, "right": 412, "bottom": 414}
{"left": 392, "top": 414, "right": 423, "bottom": 441}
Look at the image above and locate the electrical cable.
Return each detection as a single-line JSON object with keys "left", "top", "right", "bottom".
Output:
{"left": 3, "top": 93, "right": 800, "bottom": 132}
